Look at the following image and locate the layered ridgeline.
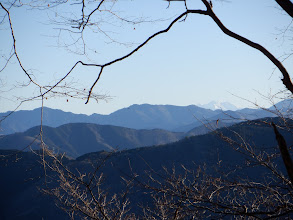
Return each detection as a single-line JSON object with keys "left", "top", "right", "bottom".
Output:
{"left": 0, "top": 123, "right": 183, "bottom": 158}
{"left": 0, "top": 117, "right": 292, "bottom": 219}
{"left": 0, "top": 100, "right": 291, "bottom": 161}
{"left": 0, "top": 105, "right": 220, "bottom": 134}
{"left": 0, "top": 106, "right": 277, "bottom": 158}
{"left": 1, "top": 100, "right": 286, "bottom": 135}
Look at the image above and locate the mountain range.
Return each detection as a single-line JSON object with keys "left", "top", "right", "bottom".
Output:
{"left": 0, "top": 123, "right": 183, "bottom": 158}
{"left": 197, "top": 101, "right": 239, "bottom": 111}
{"left": 1, "top": 100, "right": 287, "bottom": 135}
{"left": 1, "top": 100, "right": 291, "bottom": 159}
{"left": 0, "top": 117, "right": 291, "bottom": 219}
{"left": 0, "top": 104, "right": 220, "bottom": 134}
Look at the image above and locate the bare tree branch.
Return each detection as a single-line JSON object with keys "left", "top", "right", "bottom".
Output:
{"left": 200, "top": 0, "right": 293, "bottom": 95}
{"left": 0, "top": 2, "right": 41, "bottom": 87}
{"left": 275, "top": 0, "right": 293, "bottom": 18}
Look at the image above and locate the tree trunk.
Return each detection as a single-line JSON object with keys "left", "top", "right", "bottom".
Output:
{"left": 275, "top": 0, "right": 293, "bottom": 18}
{"left": 272, "top": 122, "right": 293, "bottom": 184}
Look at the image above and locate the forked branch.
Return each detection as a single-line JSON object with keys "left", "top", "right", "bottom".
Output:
{"left": 86, "top": 0, "right": 293, "bottom": 102}
{"left": 1, "top": 0, "right": 292, "bottom": 105}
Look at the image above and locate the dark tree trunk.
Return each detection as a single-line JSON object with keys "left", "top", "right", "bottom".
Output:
{"left": 272, "top": 122, "right": 293, "bottom": 185}
{"left": 275, "top": 0, "right": 293, "bottom": 18}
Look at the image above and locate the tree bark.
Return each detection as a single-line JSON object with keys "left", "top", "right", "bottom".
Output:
{"left": 275, "top": 0, "right": 293, "bottom": 18}
{"left": 272, "top": 122, "right": 293, "bottom": 184}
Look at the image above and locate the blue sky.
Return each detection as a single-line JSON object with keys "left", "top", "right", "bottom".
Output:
{"left": 0, "top": 0, "right": 292, "bottom": 115}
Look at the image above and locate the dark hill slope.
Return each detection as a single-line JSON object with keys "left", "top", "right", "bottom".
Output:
{"left": 0, "top": 150, "right": 68, "bottom": 220}
{"left": 1, "top": 117, "right": 292, "bottom": 219}
{"left": 79, "top": 118, "right": 292, "bottom": 175}
{"left": 0, "top": 123, "right": 184, "bottom": 158}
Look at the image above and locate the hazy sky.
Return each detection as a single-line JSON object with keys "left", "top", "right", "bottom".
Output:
{"left": 0, "top": 0, "right": 292, "bottom": 115}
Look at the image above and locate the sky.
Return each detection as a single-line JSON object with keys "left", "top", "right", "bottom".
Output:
{"left": 0, "top": 0, "right": 293, "bottom": 115}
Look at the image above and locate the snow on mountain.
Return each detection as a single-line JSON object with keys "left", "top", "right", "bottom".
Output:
{"left": 197, "top": 101, "right": 239, "bottom": 111}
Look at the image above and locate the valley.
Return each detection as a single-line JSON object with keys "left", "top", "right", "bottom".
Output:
{"left": 0, "top": 100, "right": 292, "bottom": 219}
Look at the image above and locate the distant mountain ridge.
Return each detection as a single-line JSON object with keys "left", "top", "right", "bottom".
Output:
{"left": 197, "top": 101, "right": 239, "bottom": 111}
{"left": 0, "top": 123, "right": 183, "bottom": 158}
{"left": 0, "top": 117, "right": 292, "bottom": 219}
{"left": 0, "top": 100, "right": 291, "bottom": 135}
{"left": 0, "top": 104, "right": 221, "bottom": 135}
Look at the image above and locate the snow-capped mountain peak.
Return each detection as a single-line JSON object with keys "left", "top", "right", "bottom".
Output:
{"left": 198, "top": 101, "right": 239, "bottom": 111}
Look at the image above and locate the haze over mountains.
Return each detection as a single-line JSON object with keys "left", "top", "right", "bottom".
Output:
{"left": 197, "top": 101, "right": 239, "bottom": 111}
{"left": 0, "top": 100, "right": 292, "bottom": 219}
{"left": 0, "top": 117, "right": 291, "bottom": 219}
{"left": 0, "top": 100, "right": 290, "bottom": 159}
{"left": 1, "top": 100, "right": 287, "bottom": 135}
{"left": 0, "top": 123, "right": 183, "bottom": 158}
{"left": 0, "top": 104, "right": 218, "bottom": 134}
